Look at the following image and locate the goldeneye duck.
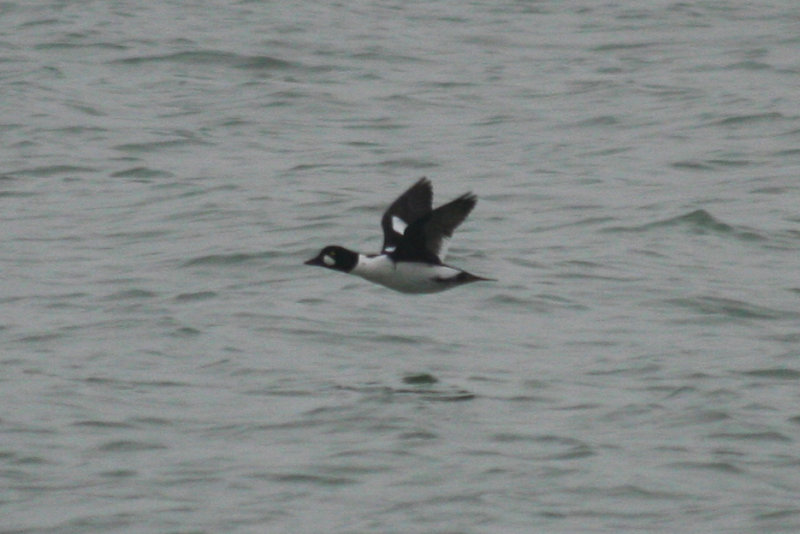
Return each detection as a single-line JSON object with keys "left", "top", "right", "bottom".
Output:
{"left": 305, "top": 177, "right": 493, "bottom": 294}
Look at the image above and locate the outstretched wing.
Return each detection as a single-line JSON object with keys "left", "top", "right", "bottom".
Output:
{"left": 393, "top": 192, "right": 477, "bottom": 263}
{"left": 380, "top": 177, "right": 433, "bottom": 254}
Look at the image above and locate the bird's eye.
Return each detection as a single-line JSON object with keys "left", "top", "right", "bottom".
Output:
{"left": 330, "top": 250, "right": 336, "bottom": 257}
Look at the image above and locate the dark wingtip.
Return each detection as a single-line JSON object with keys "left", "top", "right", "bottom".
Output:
{"left": 455, "top": 192, "right": 478, "bottom": 214}
{"left": 415, "top": 176, "right": 433, "bottom": 191}
{"left": 451, "top": 191, "right": 477, "bottom": 209}
{"left": 398, "top": 176, "right": 433, "bottom": 200}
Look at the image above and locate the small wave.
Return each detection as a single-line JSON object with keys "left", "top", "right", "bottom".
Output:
{"left": 593, "top": 41, "right": 659, "bottom": 52}
{"left": 181, "top": 252, "right": 272, "bottom": 267}
{"left": 727, "top": 60, "right": 772, "bottom": 71}
{"left": 740, "top": 368, "right": 800, "bottom": 380}
{"left": 710, "top": 112, "right": 785, "bottom": 127}
{"left": 112, "top": 50, "right": 294, "bottom": 70}
{"left": 96, "top": 440, "right": 168, "bottom": 452}
{"left": 16, "top": 332, "right": 66, "bottom": 343}
{"left": 402, "top": 373, "right": 438, "bottom": 385}
{"left": 670, "top": 461, "right": 743, "bottom": 474}
{"left": 269, "top": 473, "right": 355, "bottom": 486}
{"left": 672, "top": 158, "right": 752, "bottom": 170}
{"left": 708, "top": 431, "right": 792, "bottom": 443}
{"left": 101, "top": 289, "right": 158, "bottom": 300}
{"left": 665, "top": 295, "right": 788, "bottom": 320}
{"left": 111, "top": 167, "right": 175, "bottom": 179}
{"left": 35, "top": 40, "right": 127, "bottom": 52}
{"left": 571, "top": 115, "right": 620, "bottom": 127}
{"left": 338, "top": 380, "right": 475, "bottom": 402}
{"left": 370, "top": 334, "right": 432, "bottom": 345}
{"left": 486, "top": 292, "right": 533, "bottom": 306}
{"left": 377, "top": 158, "right": 438, "bottom": 169}
{"left": 11, "top": 165, "right": 97, "bottom": 177}
{"left": 113, "top": 137, "right": 210, "bottom": 153}
{"left": 0, "top": 190, "right": 37, "bottom": 198}
{"left": 174, "top": 291, "right": 217, "bottom": 302}
{"left": 660, "top": 209, "right": 735, "bottom": 232}
{"left": 492, "top": 434, "right": 594, "bottom": 460}
{"left": 72, "top": 420, "right": 136, "bottom": 429}
{"left": 605, "top": 209, "right": 765, "bottom": 241}
{"left": 171, "top": 326, "right": 202, "bottom": 337}
{"left": 400, "top": 390, "right": 476, "bottom": 402}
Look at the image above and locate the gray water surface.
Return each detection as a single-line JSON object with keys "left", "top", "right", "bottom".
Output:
{"left": 3, "top": 1, "right": 800, "bottom": 533}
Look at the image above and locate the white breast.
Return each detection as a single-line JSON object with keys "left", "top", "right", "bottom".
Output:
{"left": 351, "top": 255, "right": 462, "bottom": 294}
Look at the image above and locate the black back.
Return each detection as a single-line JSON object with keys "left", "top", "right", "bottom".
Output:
{"left": 392, "top": 192, "right": 476, "bottom": 264}
{"left": 380, "top": 177, "right": 433, "bottom": 254}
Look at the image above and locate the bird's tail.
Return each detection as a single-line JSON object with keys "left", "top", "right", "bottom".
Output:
{"left": 457, "top": 271, "right": 496, "bottom": 284}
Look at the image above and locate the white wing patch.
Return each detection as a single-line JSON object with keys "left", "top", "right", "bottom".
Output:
{"left": 391, "top": 215, "right": 408, "bottom": 235}
{"left": 437, "top": 236, "right": 451, "bottom": 261}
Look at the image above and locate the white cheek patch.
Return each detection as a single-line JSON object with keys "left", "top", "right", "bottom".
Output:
{"left": 391, "top": 215, "right": 408, "bottom": 235}
{"left": 323, "top": 254, "right": 336, "bottom": 267}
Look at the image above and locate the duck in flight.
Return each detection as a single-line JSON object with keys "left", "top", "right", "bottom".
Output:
{"left": 305, "top": 177, "right": 493, "bottom": 294}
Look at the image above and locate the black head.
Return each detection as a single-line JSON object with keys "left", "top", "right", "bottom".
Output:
{"left": 304, "top": 245, "right": 358, "bottom": 273}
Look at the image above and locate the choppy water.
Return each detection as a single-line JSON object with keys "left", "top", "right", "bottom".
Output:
{"left": 3, "top": 1, "right": 800, "bottom": 532}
